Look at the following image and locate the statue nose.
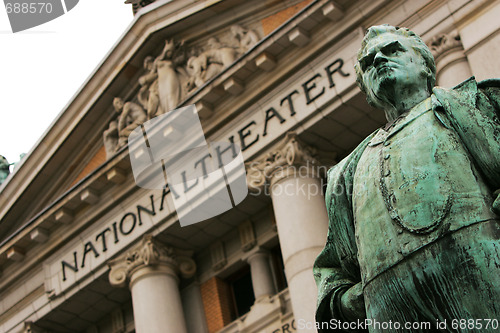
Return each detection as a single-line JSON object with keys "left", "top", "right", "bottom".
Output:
{"left": 373, "top": 53, "right": 388, "bottom": 68}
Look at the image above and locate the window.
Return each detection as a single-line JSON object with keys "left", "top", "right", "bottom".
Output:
{"left": 228, "top": 266, "right": 255, "bottom": 318}
{"left": 271, "top": 245, "right": 287, "bottom": 292}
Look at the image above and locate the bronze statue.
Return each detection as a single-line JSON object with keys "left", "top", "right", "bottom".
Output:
{"left": 314, "top": 25, "right": 500, "bottom": 332}
{"left": 0, "top": 155, "right": 11, "bottom": 185}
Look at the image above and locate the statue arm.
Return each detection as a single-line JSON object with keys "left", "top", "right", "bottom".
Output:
{"left": 138, "top": 72, "right": 157, "bottom": 86}
{"left": 477, "top": 79, "right": 500, "bottom": 213}
{"left": 137, "top": 86, "right": 149, "bottom": 109}
{"left": 129, "top": 102, "right": 147, "bottom": 123}
{"left": 314, "top": 162, "right": 365, "bottom": 332}
{"left": 434, "top": 78, "right": 500, "bottom": 212}
{"left": 118, "top": 107, "right": 130, "bottom": 133}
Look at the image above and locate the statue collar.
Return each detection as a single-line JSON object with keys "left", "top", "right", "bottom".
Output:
{"left": 368, "top": 97, "right": 436, "bottom": 146}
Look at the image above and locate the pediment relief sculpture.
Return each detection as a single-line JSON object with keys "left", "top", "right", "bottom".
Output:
{"left": 186, "top": 37, "right": 238, "bottom": 91}
{"left": 103, "top": 24, "right": 260, "bottom": 158}
{"left": 114, "top": 97, "right": 147, "bottom": 149}
{"left": 103, "top": 120, "right": 119, "bottom": 160}
{"left": 231, "top": 24, "right": 259, "bottom": 53}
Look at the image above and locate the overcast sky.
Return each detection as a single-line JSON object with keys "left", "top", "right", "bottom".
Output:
{"left": 0, "top": 1, "right": 133, "bottom": 166}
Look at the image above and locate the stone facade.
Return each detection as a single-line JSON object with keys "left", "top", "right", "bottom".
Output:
{"left": 1, "top": 0, "right": 499, "bottom": 332}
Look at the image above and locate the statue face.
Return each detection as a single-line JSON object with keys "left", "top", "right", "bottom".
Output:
{"left": 358, "top": 33, "right": 428, "bottom": 102}
{"left": 144, "top": 58, "right": 153, "bottom": 70}
{"left": 113, "top": 98, "right": 124, "bottom": 111}
{"left": 163, "top": 41, "right": 175, "bottom": 58}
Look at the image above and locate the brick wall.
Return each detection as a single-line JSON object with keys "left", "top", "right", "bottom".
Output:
{"left": 200, "top": 277, "right": 234, "bottom": 333}
{"left": 261, "top": 0, "right": 313, "bottom": 36}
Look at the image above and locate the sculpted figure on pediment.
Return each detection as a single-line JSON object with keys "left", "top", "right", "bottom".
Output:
{"left": 186, "top": 37, "right": 238, "bottom": 91}
{"left": 186, "top": 53, "right": 210, "bottom": 91}
{"left": 230, "top": 24, "right": 259, "bottom": 53}
{"left": 156, "top": 39, "right": 189, "bottom": 115}
{"left": 103, "top": 120, "right": 119, "bottom": 159}
{"left": 114, "top": 97, "right": 147, "bottom": 148}
{"left": 134, "top": 26, "right": 259, "bottom": 108}
{"left": 204, "top": 37, "right": 239, "bottom": 67}
{"left": 138, "top": 56, "right": 162, "bottom": 119}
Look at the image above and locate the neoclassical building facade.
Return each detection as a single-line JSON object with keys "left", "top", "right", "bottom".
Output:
{"left": 0, "top": 0, "right": 499, "bottom": 332}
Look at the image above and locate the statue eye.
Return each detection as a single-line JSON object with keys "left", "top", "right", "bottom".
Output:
{"left": 384, "top": 41, "right": 405, "bottom": 55}
{"left": 359, "top": 53, "right": 375, "bottom": 71}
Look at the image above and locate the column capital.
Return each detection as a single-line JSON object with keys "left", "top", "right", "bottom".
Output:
{"left": 246, "top": 132, "right": 329, "bottom": 190}
{"left": 429, "top": 32, "right": 463, "bottom": 60}
{"left": 108, "top": 234, "right": 196, "bottom": 288}
{"left": 243, "top": 247, "right": 271, "bottom": 263}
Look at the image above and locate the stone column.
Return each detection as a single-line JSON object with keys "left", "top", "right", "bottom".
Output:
{"left": 246, "top": 249, "right": 276, "bottom": 301}
{"left": 430, "top": 32, "right": 472, "bottom": 88}
{"left": 247, "top": 133, "right": 330, "bottom": 331}
{"left": 108, "top": 235, "right": 196, "bottom": 333}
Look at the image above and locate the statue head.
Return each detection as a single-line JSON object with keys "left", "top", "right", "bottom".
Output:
{"left": 113, "top": 97, "right": 124, "bottom": 112}
{"left": 355, "top": 25, "right": 436, "bottom": 111}
{"left": 230, "top": 24, "right": 245, "bottom": 38}
{"left": 0, "top": 155, "right": 9, "bottom": 170}
{"left": 163, "top": 39, "right": 176, "bottom": 58}
{"left": 143, "top": 56, "right": 154, "bottom": 70}
{"left": 0, "top": 155, "right": 11, "bottom": 184}
{"left": 207, "top": 37, "right": 221, "bottom": 49}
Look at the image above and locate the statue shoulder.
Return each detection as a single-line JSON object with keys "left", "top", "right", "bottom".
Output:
{"left": 477, "top": 78, "right": 500, "bottom": 112}
{"left": 443, "top": 76, "right": 500, "bottom": 98}
{"left": 433, "top": 77, "right": 478, "bottom": 110}
{"left": 441, "top": 76, "right": 500, "bottom": 113}
{"left": 327, "top": 158, "right": 347, "bottom": 182}
{"left": 326, "top": 130, "right": 379, "bottom": 184}
{"left": 477, "top": 78, "right": 500, "bottom": 89}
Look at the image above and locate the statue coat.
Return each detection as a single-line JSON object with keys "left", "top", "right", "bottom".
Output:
{"left": 314, "top": 77, "right": 500, "bottom": 332}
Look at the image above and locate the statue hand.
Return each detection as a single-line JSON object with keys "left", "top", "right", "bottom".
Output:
{"left": 340, "top": 282, "right": 366, "bottom": 321}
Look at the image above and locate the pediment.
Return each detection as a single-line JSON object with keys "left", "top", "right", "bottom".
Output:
{"left": 0, "top": 0, "right": 360, "bottom": 261}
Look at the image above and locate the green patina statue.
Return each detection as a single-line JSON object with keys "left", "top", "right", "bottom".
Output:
{"left": 0, "top": 155, "right": 11, "bottom": 185}
{"left": 314, "top": 25, "right": 500, "bottom": 332}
